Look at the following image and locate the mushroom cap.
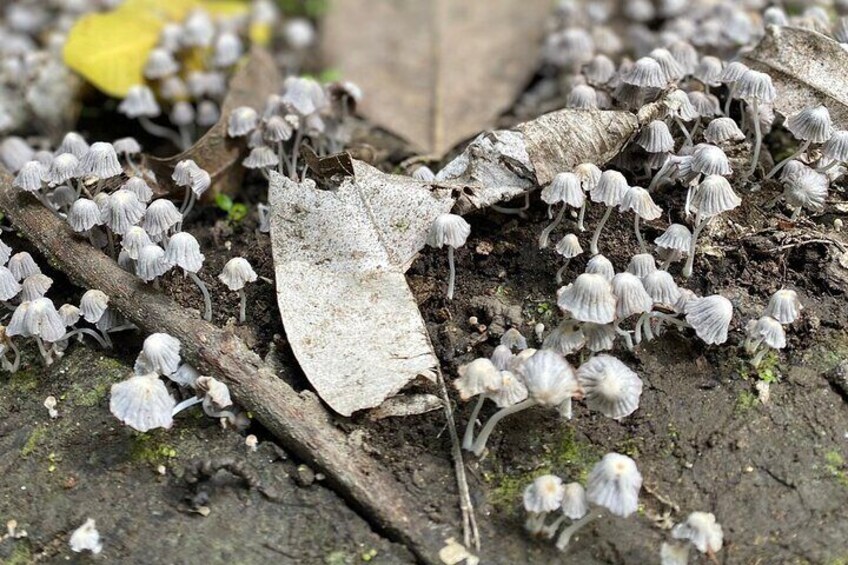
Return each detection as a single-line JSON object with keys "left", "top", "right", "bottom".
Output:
{"left": 638, "top": 121, "right": 675, "bottom": 153}
{"left": 0, "top": 136, "right": 34, "bottom": 173}
{"left": 561, "top": 482, "right": 588, "bottom": 520}
{"left": 20, "top": 273, "right": 52, "bottom": 302}
{"left": 489, "top": 344, "right": 515, "bottom": 372}
{"left": 558, "top": 273, "right": 616, "bottom": 324}
{"left": 655, "top": 224, "right": 692, "bottom": 253}
{"left": 182, "top": 9, "right": 215, "bottom": 47}
{"left": 69, "top": 518, "right": 103, "bottom": 555}
{"left": 100, "top": 189, "right": 146, "bottom": 235}
{"left": 690, "top": 175, "right": 741, "bottom": 218}
{"left": 783, "top": 169, "right": 828, "bottom": 213}
{"left": 219, "top": 257, "right": 258, "bottom": 291}
{"left": 67, "top": 198, "right": 102, "bottom": 232}
{"left": 121, "top": 226, "right": 152, "bottom": 261}
{"left": 282, "top": 76, "right": 328, "bottom": 116}
{"left": 660, "top": 542, "right": 690, "bottom": 565}
{"left": 693, "top": 55, "right": 723, "bottom": 86}
{"left": 785, "top": 105, "right": 833, "bottom": 143}
{"left": 169, "top": 363, "right": 199, "bottom": 388}
{"left": 574, "top": 163, "right": 602, "bottom": 191}
{"left": 243, "top": 146, "right": 278, "bottom": 169}
{"left": 264, "top": 114, "right": 294, "bottom": 143}
{"left": 704, "top": 117, "right": 746, "bottom": 145}
{"left": 567, "top": 84, "right": 598, "bottom": 110}
{"left": 57, "top": 132, "right": 89, "bottom": 158}
{"left": 685, "top": 295, "right": 733, "bottom": 345}
{"left": 144, "top": 47, "right": 179, "bottom": 79}
{"left": 489, "top": 370, "right": 529, "bottom": 408}
{"left": 165, "top": 232, "right": 204, "bottom": 273}
{"left": 622, "top": 56, "right": 666, "bottom": 88}
{"left": 500, "top": 328, "right": 528, "bottom": 351}
{"left": 517, "top": 349, "right": 578, "bottom": 407}
{"left": 196, "top": 376, "right": 233, "bottom": 410}
{"left": 643, "top": 270, "right": 682, "bottom": 307}
{"left": 136, "top": 244, "right": 172, "bottom": 282}
{"left": 213, "top": 31, "right": 243, "bottom": 67}
{"left": 523, "top": 474, "right": 565, "bottom": 514}
{"left": 664, "top": 89, "right": 698, "bottom": 121}
{"left": 764, "top": 289, "right": 803, "bottom": 324}
{"left": 118, "top": 85, "right": 160, "bottom": 118}
{"left": 611, "top": 273, "right": 653, "bottom": 318}
{"left": 555, "top": 234, "right": 583, "bottom": 259}
{"left": 6, "top": 301, "right": 31, "bottom": 337}
{"left": 169, "top": 101, "right": 195, "bottom": 127}
{"left": 674, "top": 288, "right": 698, "bottom": 314}
{"left": 136, "top": 332, "right": 181, "bottom": 376}
{"left": 626, "top": 253, "right": 657, "bottom": 279}
{"left": 590, "top": 170, "right": 629, "bottom": 206}
{"left": 0, "top": 239, "right": 10, "bottom": 266}
{"left": 112, "top": 137, "right": 141, "bottom": 156}
{"left": 672, "top": 511, "right": 724, "bottom": 554}
{"left": 0, "top": 266, "right": 22, "bottom": 301}
{"left": 80, "top": 289, "right": 109, "bottom": 324}
{"left": 577, "top": 354, "right": 644, "bottom": 419}
{"left": 143, "top": 199, "right": 183, "bottom": 235}
{"left": 690, "top": 144, "right": 732, "bottom": 176}
{"left": 122, "top": 177, "right": 153, "bottom": 203}
{"left": 620, "top": 186, "right": 662, "bottom": 220}
{"left": 411, "top": 166, "right": 435, "bottom": 182}
{"left": 585, "top": 254, "right": 615, "bottom": 282}
{"left": 648, "top": 48, "right": 685, "bottom": 82}
{"left": 8, "top": 251, "right": 41, "bottom": 281}
{"left": 748, "top": 315, "right": 786, "bottom": 349}
{"left": 110, "top": 373, "right": 175, "bottom": 432}
{"left": 542, "top": 321, "right": 586, "bottom": 356}
{"left": 59, "top": 303, "right": 81, "bottom": 327}
{"left": 454, "top": 357, "right": 501, "bottom": 400}
{"left": 687, "top": 91, "right": 722, "bottom": 118}
{"left": 24, "top": 297, "right": 66, "bottom": 342}
{"left": 542, "top": 172, "right": 585, "bottom": 207}
{"left": 822, "top": 130, "right": 848, "bottom": 162}
{"left": 719, "top": 61, "right": 749, "bottom": 83}
{"left": 669, "top": 41, "right": 698, "bottom": 75}
{"left": 586, "top": 452, "right": 642, "bottom": 517}
{"left": 44, "top": 152, "right": 80, "bottom": 186}
{"left": 427, "top": 214, "right": 470, "bottom": 249}
{"left": 13, "top": 161, "right": 44, "bottom": 192}
{"left": 736, "top": 69, "right": 776, "bottom": 103}
{"left": 584, "top": 54, "right": 616, "bottom": 86}
{"left": 227, "top": 106, "right": 259, "bottom": 137}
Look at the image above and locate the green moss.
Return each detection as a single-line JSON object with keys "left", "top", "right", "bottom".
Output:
{"left": 6, "top": 543, "right": 33, "bottom": 565}
{"left": 735, "top": 390, "right": 758, "bottom": 412}
{"left": 21, "top": 425, "right": 47, "bottom": 457}
{"left": 801, "top": 332, "right": 848, "bottom": 374}
{"left": 6, "top": 368, "right": 40, "bottom": 393}
{"left": 360, "top": 548, "right": 378, "bottom": 562}
{"left": 69, "top": 380, "right": 111, "bottom": 407}
{"left": 738, "top": 350, "right": 781, "bottom": 383}
{"left": 324, "top": 551, "right": 350, "bottom": 565}
{"left": 129, "top": 432, "right": 178, "bottom": 464}
{"left": 824, "top": 450, "right": 848, "bottom": 488}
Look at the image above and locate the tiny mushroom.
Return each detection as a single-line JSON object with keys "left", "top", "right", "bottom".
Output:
{"left": 218, "top": 257, "right": 258, "bottom": 323}
{"left": 426, "top": 213, "right": 471, "bottom": 300}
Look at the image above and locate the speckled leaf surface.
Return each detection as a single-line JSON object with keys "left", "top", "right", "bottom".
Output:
{"left": 744, "top": 26, "right": 848, "bottom": 127}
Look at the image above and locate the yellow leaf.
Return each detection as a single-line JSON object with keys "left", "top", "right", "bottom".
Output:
{"left": 63, "top": 10, "right": 164, "bottom": 98}
{"left": 203, "top": 0, "right": 250, "bottom": 17}
{"left": 249, "top": 22, "right": 272, "bottom": 46}
{"left": 120, "top": 0, "right": 200, "bottom": 21}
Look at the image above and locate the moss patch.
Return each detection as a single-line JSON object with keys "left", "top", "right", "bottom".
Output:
{"left": 129, "top": 432, "right": 178, "bottom": 464}
{"left": 20, "top": 425, "right": 48, "bottom": 458}
{"left": 824, "top": 450, "right": 848, "bottom": 488}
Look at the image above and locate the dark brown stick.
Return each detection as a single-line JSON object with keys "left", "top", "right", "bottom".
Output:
{"left": 0, "top": 168, "right": 451, "bottom": 564}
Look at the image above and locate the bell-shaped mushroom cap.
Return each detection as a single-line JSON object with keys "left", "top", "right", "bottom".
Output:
{"left": 542, "top": 172, "right": 585, "bottom": 208}
{"left": 574, "top": 163, "right": 602, "bottom": 192}
{"left": 0, "top": 137, "right": 34, "bottom": 173}
{"left": 664, "top": 89, "right": 699, "bottom": 121}
{"left": 24, "top": 297, "right": 66, "bottom": 342}
{"left": 121, "top": 226, "right": 152, "bottom": 260}
{"left": 172, "top": 159, "right": 196, "bottom": 187}
{"left": 20, "top": 273, "right": 52, "bottom": 302}
{"left": 555, "top": 234, "right": 583, "bottom": 259}
{"left": 643, "top": 270, "right": 682, "bottom": 307}
{"left": 611, "top": 273, "right": 653, "bottom": 318}
{"left": 143, "top": 199, "right": 183, "bottom": 235}
{"left": 69, "top": 518, "right": 103, "bottom": 555}
{"left": 736, "top": 69, "right": 776, "bottom": 103}
{"left": 501, "top": 328, "right": 528, "bottom": 351}
{"left": 123, "top": 176, "right": 153, "bottom": 203}
{"left": 219, "top": 257, "right": 258, "bottom": 291}
{"left": 57, "top": 132, "right": 89, "bottom": 158}
{"left": 764, "top": 289, "right": 803, "bottom": 324}
{"left": 508, "top": 347, "right": 537, "bottom": 376}
{"left": 79, "top": 289, "right": 109, "bottom": 323}
{"left": 672, "top": 511, "right": 724, "bottom": 554}
{"left": 427, "top": 214, "right": 470, "bottom": 249}
{"left": 690, "top": 144, "right": 732, "bottom": 176}
{"left": 183, "top": 9, "right": 215, "bottom": 47}
{"left": 590, "top": 170, "right": 629, "bottom": 206}
{"left": 136, "top": 332, "right": 181, "bottom": 376}
{"left": 196, "top": 376, "right": 233, "bottom": 411}
{"left": 454, "top": 357, "right": 501, "bottom": 400}
{"left": 620, "top": 186, "right": 662, "bottom": 220}
{"left": 13, "top": 161, "right": 44, "bottom": 192}
{"left": 227, "top": 106, "right": 259, "bottom": 137}
{"left": 100, "top": 190, "right": 146, "bottom": 235}
{"left": 578, "top": 354, "right": 644, "bottom": 419}
{"left": 0, "top": 239, "right": 12, "bottom": 265}
{"left": 112, "top": 137, "right": 141, "bottom": 156}
{"left": 649, "top": 48, "right": 685, "bottom": 82}
{"left": 785, "top": 105, "right": 833, "bottom": 143}
{"left": 282, "top": 76, "right": 328, "bottom": 116}
{"left": 44, "top": 153, "right": 80, "bottom": 186}
{"left": 51, "top": 186, "right": 77, "bottom": 209}
{"left": 169, "top": 363, "right": 199, "bottom": 388}
{"left": 517, "top": 349, "right": 578, "bottom": 407}
{"left": 110, "top": 373, "right": 175, "bottom": 432}
{"left": 748, "top": 315, "right": 786, "bottom": 349}
{"left": 584, "top": 54, "right": 616, "bottom": 85}
{"left": 693, "top": 56, "right": 723, "bottom": 86}
{"left": 660, "top": 542, "right": 690, "bottom": 565}
{"left": 490, "top": 344, "right": 514, "bottom": 371}
{"left": 626, "top": 253, "right": 657, "bottom": 279}
{"left": 136, "top": 244, "right": 172, "bottom": 282}
{"left": 691, "top": 175, "right": 741, "bottom": 218}
{"left": 67, "top": 198, "right": 102, "bottom": 232}
{"left": 822, "top": 130, "right": 848, "bottom": 162}
{"left": 558, "top": 273, "right": 616, "bottom": 324}
{"left": 0, "top": 266, "right": 22, "bottom": 300}
{"left": 622, "top": 56, "right": 666, "bottom": 88}
{"left": 144, "top": 47, "right": 179, "bottom": 79}
{"left": 118, "top": 85, "right": 160, "bottom": 118}
{"left": 720, "top": 61, "right": 749, "bottom": 84}
{"left": 490, "top": 370, "right": 529, "bottom": 408}
{"left": 655, "top": 224, "right": 692, "bottom": 253}
{"left": 171, "top": 104, "right": 195, "bottom": 130}
{"left": 59, "top": 304, "right": 81, "bottom": 327}
{"left": 687, "top": 91, "right": 721, "bottom": 118}
{"left": 7, "top": 301, "right": 31, "bottom": 337}
{"left": 561, "top": 482, "right": 588, "bottom": 520}
{"left": 543, "top": 321, "right": 586, "bottom": 356}
{"left": 585, "top": 254, "right": 614, "bottom": 282}
{"left": 409, "top": 166, "right": 435, "bottom": 182}
{"left": 8, "top": 251, "right": 41, "bottom": 281}
{"left": 669, "top": 41, "right": 698, "bottom": 75}
{"left": 704, "top": 117, "right": 745, "bottom": 145}
{"left": 264, "top": 114, "right": 294, "bottom": 143}
{"left": 685, "top": 295, "right": 733, "bottom": 345}
{"left": 213, "top": 31, "right": 243, "bottom": 67}
{"left": 165, "top": 232, "right": 204, "bottom": 273}
{"left": 638, "top": 121, "right": 675, "bottom": 153}
{"left": 523, "top": 475, "right": 565, "bottom": 513}
{"left": 243, "top": 146, "right": 278, "bottom": 169}
{"left": 586, "top": 452, "right": 642, "bottom": 517}
{"left": 783, "top": 169, "right": 828, "bottom": 213}
{"left": 567, "top": 85, "right": 598, "bottom": 110}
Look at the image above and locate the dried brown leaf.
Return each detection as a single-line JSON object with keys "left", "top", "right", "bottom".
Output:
{"left": 146, "top": 46, "right": 281, "bottom": 194}
{"left": 321, "top": 0, "right": 552, "bottom": 155}
{"left": 743, "top": 26, "right": 848, "bottom": 127}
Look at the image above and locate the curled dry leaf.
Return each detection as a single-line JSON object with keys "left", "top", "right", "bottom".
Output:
{"left": 146, "top": 46, "right": 281, "bottom": 196}
{"left": 743, "top": 26, "right": 848, "bottom": 128}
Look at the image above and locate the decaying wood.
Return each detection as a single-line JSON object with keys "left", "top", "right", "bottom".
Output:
{"left": 0, "top": 168, "right": 450, "bottom": 565}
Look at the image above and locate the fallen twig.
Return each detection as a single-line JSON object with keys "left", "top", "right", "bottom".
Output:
{"left": 0, "top": 168, "right": 451, "bottom": 564}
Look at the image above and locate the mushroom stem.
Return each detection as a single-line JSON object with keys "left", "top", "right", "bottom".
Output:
{"left": 181, "top": 190, "right": 197, "bottom": 220}
{"left": 238, "top": 288, "right": 247, "bottom": 323}
{"left": 470, "top": 398, "right": 537, "bottom": 456}
{"left": 633, "top": 215, "right": 646, "bottom": 253}
{"left": 766, "top": 139, "right": 812, "bottom": 179}
{"left": 289, "top": 127, "right": 304, "bottom": 181}
{"left": 178, "top": 125, "right": 193, "bottom": 152}
{"left": 816, "top": 159, "right": 839, "bottom": 173}
{"left": 139, "top": 117, "right": 184, "bottom": 150}
{"left": 724, "top": 84, "right": 737, "bottom": 116}
{"left": 525, "top": 512, "right": 550, "bottom": 536}
{"left": 577, "top": 201, "right": 587, "bottom": 231}
{"left": 682, "top": 215, "right": 709, "bottom": 279}
{"left": 614, "top": 321, "right": 634, "bottom": 351}
{"left": 539, "top": 205, "right": 567, "bottom": 249}
{"left": 747, "top": 98, "right": 762, "bottom": 178}
{"left": 172, "top": 395, "right": 203, "bottom": 416}
{"left": 35, "top": 336, "right": 52, "bottom": 365}
{"left": 589, "top": 206, "right": 613, "bottom": 256}
{"left": 60, "top": 328, "right": 110, "bottom": 349}
{"left": 634, "top": 311, "right": 655, "bottom": 344}
{"left": 659, "top": 250, "right": 681, "bottom": 271}
{"left": 652, "top": 311, "right": 690, "bottom": 331}
{"left": 187, "top": 271, "right": 212, "bottom": 321}
{"left": 3, "top": 339, "right": 20, "bottom": 373}
{"left": 648, "top": 159, "right": 673, "bottom": 192}
{"left": 750, "top": 345, "right": 771, "bottom": 368}
{"left": 555, "top": 259, "right": 571, "bottom": 284}
{"left": 555, "top": 510, "right": 604, "bottom": 551}
{"left": 446, "top": 246, "right": 457, "bottom": 301}
{"left": 540, "top": 515, "right": 567, "bottom": 538}
{"left": 462, "top": 395, "right": 486, "bottom": 450}
{"left": 675, "top": 118, "right": 693, "bottom": 146}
